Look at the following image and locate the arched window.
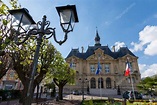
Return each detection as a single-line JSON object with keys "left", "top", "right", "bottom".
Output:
{"left": 106, "top": 77, "right": 111, "bottom": 89}
{"left": 127, "top": 77, "right": 131, "bottom": 83}
{"left": 132, "top": 77, "right": 135, "bottom": 83}
{"left": 98, "top": 78, "right": 103, "bottom": 88}
{"left": 127, "top": 77, "right": 135, "bottom": 83}
{"left": 90, "top": 77, "right": 96, "bottom": 88}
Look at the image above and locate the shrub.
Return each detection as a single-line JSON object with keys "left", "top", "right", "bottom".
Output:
{"left": 0, "top": 90, "right": 21, "bottom": 101}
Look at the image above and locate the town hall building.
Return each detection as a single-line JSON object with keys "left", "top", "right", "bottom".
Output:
{"left": 65, "top": 31, "right": 141, "bottom": 95}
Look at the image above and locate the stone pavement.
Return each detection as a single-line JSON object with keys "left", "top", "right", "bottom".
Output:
{"left": 0, "top": 94, "right": 123, "bottom": 105}
{"left": 0, "top": 98, "right": 81, "bottom": 105}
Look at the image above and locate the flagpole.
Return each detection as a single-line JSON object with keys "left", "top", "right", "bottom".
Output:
{"left": 130, "top": 73, "right": 136, "bottom": 100}
{"left": 95, "top": 55, "right": 102, "bottom": 99}
{"left": 98, "top": 55, "right": 102, "bottom": 99}
{"left": 127, "top": 57, "right": 136, "bottom": 100}
{"left": 100, "top": 74, "right": 102, "bottom": 99}
{"left": 69, "top": 58, "right": 73, "bottom": 100}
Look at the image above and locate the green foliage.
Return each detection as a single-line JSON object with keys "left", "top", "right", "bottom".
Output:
{"left": 44, "top": 50, "right": 75, "bottom": 85}
{"left": 88, "top": 99, "right": 94, "bottom": 105}
{"left": 9, "top": 0, "right": 20, "bottom": 9}
{"left": 44, "top": 82, "right": 56, "bottom": 97}
{"left": 83, "top": 99, "right": 122, "bottom": 105}
{"left": 0, "top": 3, "right": 9, "bottom": 15}
{"left": 137, "top": 76, "right": 157, "bottom": 95}
{"left": 0, "top": 0, "right": 20, "bottom": 15}
{"left": 0, "top": 0, "right": 20, "bottom": 56}
{"left": 44, "top": 82, "right": 55, "bottom": 89}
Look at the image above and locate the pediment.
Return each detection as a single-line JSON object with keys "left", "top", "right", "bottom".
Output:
{"left": 66, "top": 56, "right": 79, "bottom": 63}
{"left": 94, "top": 48, "right": 104, "bottom": 56}
{"left": 121, "top": 54, "right": 137, "bottom": 62}
{"left": 87, "top": 53, "right": 113, "bottom": 61}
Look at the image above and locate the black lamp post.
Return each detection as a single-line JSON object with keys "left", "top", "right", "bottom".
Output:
{"left": 8, "top": 5, "right": 78, "bottom": 105}
{"left": 79, "top": 76, "right": 88, "bottom": 101}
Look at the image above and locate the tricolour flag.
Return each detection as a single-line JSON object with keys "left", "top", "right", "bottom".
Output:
{"left": 95, "top": 62, "right": 101, "bottom": 75}
{"left": 125, "top": 61, "right": 131, "bottom": 76}
{"left": 70, "top": 62, "right": 73, "bottom": 68}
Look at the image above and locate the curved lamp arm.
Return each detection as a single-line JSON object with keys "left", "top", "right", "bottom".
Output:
{"left": 53, "top": 30, "right": 69, "bottom": 45}
{"left": 14, "top": 15, "right": 72, "bottom": 46}
{"left": 14, "top": 31, "right": 31, "bottom": 45}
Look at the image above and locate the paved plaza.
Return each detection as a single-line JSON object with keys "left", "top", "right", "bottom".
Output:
{"left": 0, "top": 94, "right": 123, "bottom": 105}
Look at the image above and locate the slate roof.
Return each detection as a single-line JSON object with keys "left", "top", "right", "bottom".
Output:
{"left": 66, "top": 46, "right": 137, "bottom": 60}
{"left": 66, "top": 30, "right": 137, "bottom": 60}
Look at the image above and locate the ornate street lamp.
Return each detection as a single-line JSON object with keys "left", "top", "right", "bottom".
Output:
{"left": 8, "top": 5, "right": 78, "bottom": 105}
{"left": 79, "top": 76, "right": 88, "bottom": 101}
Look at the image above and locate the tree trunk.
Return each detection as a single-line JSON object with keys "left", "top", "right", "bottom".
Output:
{"left": 19, "top": 84, "right": 35, "bottom": 105}
{"left": 58, "top": 85, "right": 63, "bottom": 100}
{"left": 19, "top": 87, "right": 27, "bottom": 103}
{"left": 39, "top": 86, "right": 43, "bottom": 98}
{"left": 36, "top": 84, "right": 39, "bottom": 99}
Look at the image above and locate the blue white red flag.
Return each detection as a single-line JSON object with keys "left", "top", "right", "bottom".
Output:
{"left": 70, "top": 62, "right": 73, "bottom": 68}
{"left": 125, "top": 61, "right": 131, "bottom": 76}
{"left": 95, "top": 62, "right": 101, "bottom": 75}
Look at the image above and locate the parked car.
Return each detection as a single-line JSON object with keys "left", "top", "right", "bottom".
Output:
{"left": 123, "top": 91, "right": 130, "bottom": 99}
{"left": 72, "top": 90, "right": 80, "bottom": 95}
{"left": 123, "top": 91, "right": 142, "bottom": 99}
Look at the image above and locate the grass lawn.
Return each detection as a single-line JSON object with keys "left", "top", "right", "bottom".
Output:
{"left": 82, "top": 99, "right": 157, "bottom": 105}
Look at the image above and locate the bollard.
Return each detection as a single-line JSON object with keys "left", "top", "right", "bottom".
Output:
{"left": 123, "top": 98, "right": 126, "bottom": 105}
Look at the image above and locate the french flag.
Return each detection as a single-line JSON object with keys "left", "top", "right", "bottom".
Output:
{"left": 125, "top": 61, "right": 131, "bottom": 76}
{"left": 95, "top": 62, "right": 101, "bottom": 75}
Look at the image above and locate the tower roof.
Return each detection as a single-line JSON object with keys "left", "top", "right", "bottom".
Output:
{"left": 94, "top": 30, "right": 101, "bottom": 46}
{"left": 95, "top": 30, "right": 100, "bottom": 42}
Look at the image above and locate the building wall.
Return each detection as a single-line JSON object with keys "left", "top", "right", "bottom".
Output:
{"left": 65, "top": 48, "right": 141, "bottom": 95}
{"left": 0, "top": 69, "right": 23, "bottom": 90}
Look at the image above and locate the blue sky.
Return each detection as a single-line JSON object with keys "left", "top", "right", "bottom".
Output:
{"left": 3, "top": 0, "right": 157, "bottom": 78}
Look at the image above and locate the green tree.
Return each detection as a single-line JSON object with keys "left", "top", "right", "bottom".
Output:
{"left": 137, "top": 76, "right": 157, "bottom": 95}
{"left": 0, "top": 0, "right": 20, "bottom": 55}
{"left": 0, "top": 0, "right": 20, "bottom": 79}
{"left": 46, "top": 54, "right": 75, "bottom": 100}
{"left": 9, "top": 38, "right": 59, "bottom": 104}
{"left": 44, "top": 82, "right": 56, "bottom": 97}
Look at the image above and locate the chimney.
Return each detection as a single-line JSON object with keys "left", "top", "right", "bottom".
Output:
{"left": 81, "top": 46, "right": 84, "bottom": 53}
{"left": 112, "top": 46, "right": 116, "bottom": 52}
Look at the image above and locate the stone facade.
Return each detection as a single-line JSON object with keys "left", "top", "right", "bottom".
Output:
{"left": 0, "top": 69, "right": 23, "bottom": 90}
{"left": 65, "top": 31, "right": 141, "bottom": 95}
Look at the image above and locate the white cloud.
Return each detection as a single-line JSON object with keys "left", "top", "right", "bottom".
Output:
{"left": 130, "top": 42, "right": 143, "bottom": 52}
{"left": 139, "top": 63, "right": 157, "bottom": 78}
{"left": 113, "top": 41, "right": 126, "bottom": 51}
{"left": 131, "top": 26, "right": 157, "bottom": 56}
{"left": 144, "top": 40, "right": 157, "bottom": 56}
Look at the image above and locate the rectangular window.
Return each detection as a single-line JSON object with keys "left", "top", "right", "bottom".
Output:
{"left": 70, "top": 63, "right": 76, "bottom": 70}
{"left": 128, "top": 77, "right": 131, "bottom": 83}
{"left": 105, "top": 64, "right": 110, "bottom": 73}
{"left": 90, "top": 64, "right": 95, "bottom": 73}
{"left": 130, "top": 62, "right": 133, "bottom": 72}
